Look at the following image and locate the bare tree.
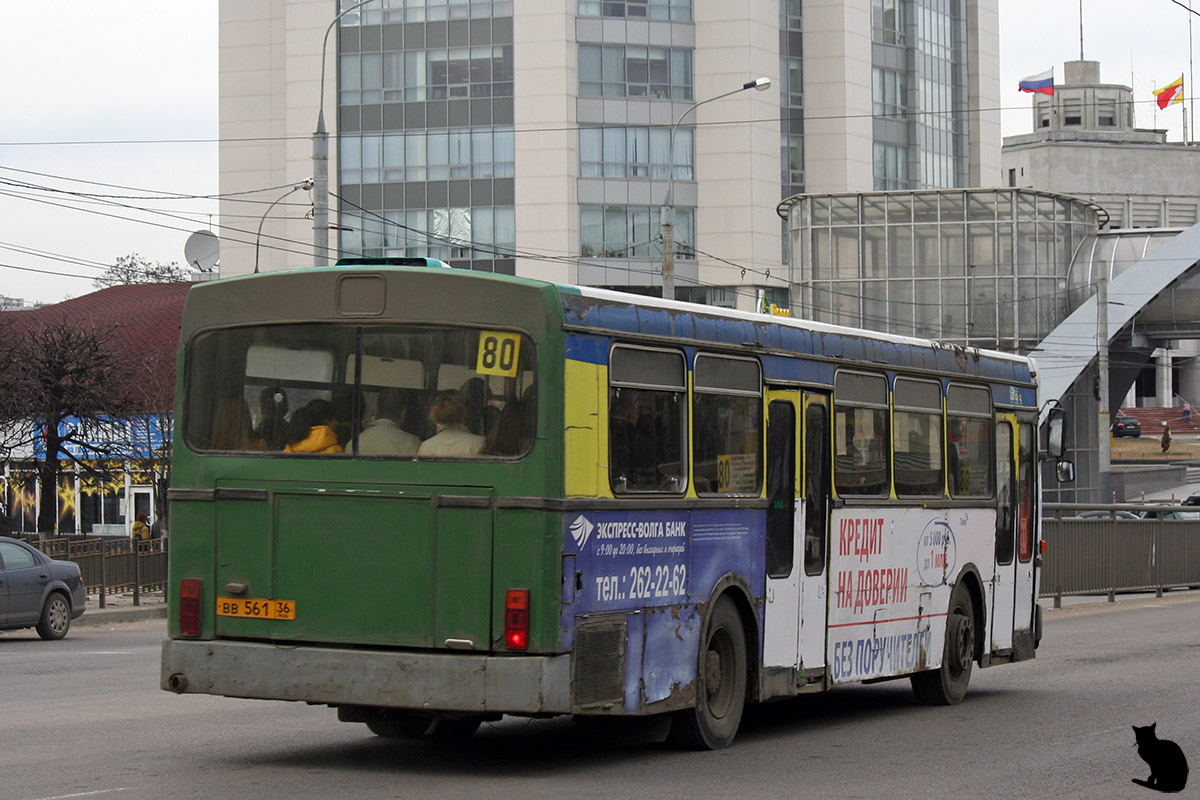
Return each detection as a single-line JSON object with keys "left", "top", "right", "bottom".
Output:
{"left": 0, "top": 320, "right": 144, "bottom": 534}
{"left": 94, "top": 253, "right": 190, "bottom": 288}
{"left": 123, "top": 348, "right": 176, "bottom": 531}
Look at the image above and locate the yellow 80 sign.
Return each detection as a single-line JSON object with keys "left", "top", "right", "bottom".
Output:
{"left": 476, "top": 330, "right": 520, "bottom": 377}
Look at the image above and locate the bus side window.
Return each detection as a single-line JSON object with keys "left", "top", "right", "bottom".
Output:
{"left": 947, "top": 384, "right": 993, "bottom": 498}
{"left": 832, "top": 371, "right": 889, "bottom": 497}
{"left": 608, "top": 346, "right": 687, "bottom": 494}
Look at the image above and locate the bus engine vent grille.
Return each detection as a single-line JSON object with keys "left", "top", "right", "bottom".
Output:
{"left": 573, "top": 618, "right": 627, "bottom": 708}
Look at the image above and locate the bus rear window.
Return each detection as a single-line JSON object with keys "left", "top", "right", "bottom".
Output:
{"left": 184, "top": 324, "right": 535, "bottom": 459}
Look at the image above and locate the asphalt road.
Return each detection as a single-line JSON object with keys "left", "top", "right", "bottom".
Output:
{"left": 1, "top": 594, "right": 1196, "bottom": 800}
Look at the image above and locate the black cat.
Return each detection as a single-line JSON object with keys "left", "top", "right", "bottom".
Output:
{"left": 1132, "top": 723, "right": 1189, "bottom": 793}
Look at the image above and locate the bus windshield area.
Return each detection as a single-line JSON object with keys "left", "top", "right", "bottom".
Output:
{"left": 184, "top": 323, "right": 535, "bottom": 459}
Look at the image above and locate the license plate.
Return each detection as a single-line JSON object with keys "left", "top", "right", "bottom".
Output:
{"left": 216, "top": 597, "right": 296, "bottom": 620}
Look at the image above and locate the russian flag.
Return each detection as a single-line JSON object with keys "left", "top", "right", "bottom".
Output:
{"left": 1018, "top": 69, "right": 1054, "bottom": 96}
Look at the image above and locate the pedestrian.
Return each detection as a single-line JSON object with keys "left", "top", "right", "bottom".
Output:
{"left": 1184, "top": 401, "right": 1192, "bottom": 423}
{"left": 132, "top": 513, "right": 151, "bottom": 542}
{"left": 1161, "top": 422, "right": 1171, "bottom": 454}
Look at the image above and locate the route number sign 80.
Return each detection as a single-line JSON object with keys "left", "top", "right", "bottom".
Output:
{"left": 476, "top": 330, "right": 520, "bottom": 377}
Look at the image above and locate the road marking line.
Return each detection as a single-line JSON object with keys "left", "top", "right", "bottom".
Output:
{"left": 29, "top": 790, "right": 129, "bottom": 800}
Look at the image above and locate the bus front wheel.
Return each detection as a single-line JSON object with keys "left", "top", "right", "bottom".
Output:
{"left": 670, "top": 595, "right": 747, "bottom": 750}
{"left": 911, "top": 582, "right": 975, "bottom": 705}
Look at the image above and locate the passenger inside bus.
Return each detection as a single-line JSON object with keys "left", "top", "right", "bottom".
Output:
{"left": 284, "top": 399, "right": 344, "bottom": 454}
{"left": 609, "top": 389, "right": 663, "bottom": 490}
{"left": 254, "top": 386, "right": 289, "bottom": 450}
{"left": 418, "top": 390, "right": 484, "bottom": 457}
{"left": 480, "top": 394, "right": 533, "bottom": 456}
{"left": 208, "top": 395, "right": 265, "bottom": 451}
{"left": 358, "top": 387, "right": 421, "bottom": 456}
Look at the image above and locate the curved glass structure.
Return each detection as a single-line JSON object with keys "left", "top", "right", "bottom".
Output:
{"left": 780, "top": 189, "right": 1107, "bottom": 351}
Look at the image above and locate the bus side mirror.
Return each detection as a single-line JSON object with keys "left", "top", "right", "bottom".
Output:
{"left": 1056, "top": 460, "right": 1075, "bottom": 483}
{"left": 1045, "top": 407, "right": 1067, "bottom": 459}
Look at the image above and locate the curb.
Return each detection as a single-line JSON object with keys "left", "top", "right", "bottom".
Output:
{"left": 75, "top": 605, "right": 167, "bottom": 627}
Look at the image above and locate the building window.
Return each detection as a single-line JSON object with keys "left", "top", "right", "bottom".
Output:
{"left": 872, "top": 67, "right": 909, "bottom": 118}
{"left": 580, "top": 126, "right": 693, "bottom": 179}
{"left": 579, "top": 45, "right": 693, "bottom": 100}
{"left": 1098, "top": 101, "right": 1117, "bottom": 126}
{"left": 581, "top": 205, "right": 694, "bottom": 259}
{"left": 339, "top": 46, "right": 513, "bottom": 104}
{"left": 1063, "top": 102, "right": 1082, "bottom": 126}
{"left": 341, "top": 206, "right": 516, "bottom": 261}
{"left": 871, "top": 0, "right": 906, "bottom": 45}
{"left": 339, "top": 0, "right": 514, "bottom": 24}
{"left": 340, "top": 127, "right": 514, "bottom": 185}
{"left": 577, "top": 0, "right": 692, "bottom": 21}
{"left": 873, "top": 142, "right": 909, "bottom": 190}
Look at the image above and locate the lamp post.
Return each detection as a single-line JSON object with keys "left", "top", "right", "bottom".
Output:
{"left": 660, "top": 76, "right": 771, "bottom": 301}
{"left": 313, "top": 0, "right": 374, "bottom": 267}
{"left": 257, "top": 179, "right": 315, "bottom": 274}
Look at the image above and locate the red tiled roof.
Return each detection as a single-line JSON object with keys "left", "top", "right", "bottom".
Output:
{"left": 3, "top": 283, "right": 190, "bottom": 410}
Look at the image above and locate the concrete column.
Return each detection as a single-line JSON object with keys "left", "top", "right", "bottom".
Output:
{"left": 1156, "top": 348, "right": 1174, "bottom": 407}
{"left": 1176, "top": 341, "right": 1200, "bottom": 404}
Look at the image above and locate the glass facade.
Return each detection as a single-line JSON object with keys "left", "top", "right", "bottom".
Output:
{"left": 785, "top": 189, "right": 1105, "bottom": 350}
{"left": 869, "top": 0, "right": 968, "bottom": 191}
{"left": 337, "top": 1, "right": 515, "bottom": 273}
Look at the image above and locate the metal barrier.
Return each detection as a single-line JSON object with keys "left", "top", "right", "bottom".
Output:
{"left": 1042, "top": 504, "right": 1200, "bottom": 603}
{"left": 20, "top": 536, "right": 168, "bottom": 608}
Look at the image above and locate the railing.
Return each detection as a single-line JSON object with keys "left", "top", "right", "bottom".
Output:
{"left": 19, "top": 536, "right": 168, "bottom": 608}
{"left": 1042, "top": 504, "right": 1200, "bottom": 604}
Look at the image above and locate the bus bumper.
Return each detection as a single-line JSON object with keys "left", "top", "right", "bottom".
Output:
{"left": 161, "top": 639, "right": 572, "bottom": 714}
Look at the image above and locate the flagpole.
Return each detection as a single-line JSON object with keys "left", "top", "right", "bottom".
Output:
{"left": 1190, "top": 1, "right": 1195, "bottom": 145}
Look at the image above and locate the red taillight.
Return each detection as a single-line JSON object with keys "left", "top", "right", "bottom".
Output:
{"left": 504, "top": 589, "right": 530, "bottom": 650}
{"left": 179, "top": 578, "right": 203, "bottom": 637}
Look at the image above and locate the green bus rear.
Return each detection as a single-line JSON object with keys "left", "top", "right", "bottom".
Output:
{"left": 162, "top": 266, "right": 573, "bottom": 724}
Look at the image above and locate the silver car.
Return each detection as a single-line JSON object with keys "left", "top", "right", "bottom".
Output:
{"left": 0, "top": 537, "right": 86, "bottom": 639}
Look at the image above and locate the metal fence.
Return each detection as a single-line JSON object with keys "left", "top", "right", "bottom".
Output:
{"left": 1042, "top": 504, "right": 1200, "bottom": 603}
{"left": 19, "top": 535, "right": 167, "bottom": 608}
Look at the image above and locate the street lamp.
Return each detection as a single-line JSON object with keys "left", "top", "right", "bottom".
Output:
{"left": 660, "top": 77, "right": 771, "bottom": 301}
{"left": 313, "top": 0, "right": 375, "bottom": 268}
{"left": 256, "top": 179, "right": 315, "bottom": 274}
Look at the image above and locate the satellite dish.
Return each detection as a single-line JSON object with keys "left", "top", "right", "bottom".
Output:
{"left": 184, "top": 230, "right": 220, "bottom": 272}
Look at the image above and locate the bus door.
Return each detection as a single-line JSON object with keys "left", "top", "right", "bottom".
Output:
{"left": 991, "top": 419, "right": 1016, "bottom": 652}
{"left": 1013, "top": 422, "right": 1037, "bottom": 634}
{"left": 798, "top": 393, "right": 830, "bottom": 673}
{"left": 763, "top": 390, "right": 831, "bottom": 680}
{"left": 763, "top": 392, "right": 800, "bottom": 673}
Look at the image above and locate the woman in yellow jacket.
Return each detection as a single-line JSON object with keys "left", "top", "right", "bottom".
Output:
{"left": 283, "top": 399, "right": 344, "bottom": 454}
{"left": 131, "top": 513, "right": 151, "bottom": 542}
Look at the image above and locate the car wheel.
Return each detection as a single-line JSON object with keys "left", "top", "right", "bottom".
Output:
{"left": 36, "top": 593, "right": 72, "bottom": 640}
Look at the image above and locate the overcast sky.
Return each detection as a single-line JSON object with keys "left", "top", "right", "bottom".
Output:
{"left": 1, "top": 0, "right": 1197, "bottom": 305}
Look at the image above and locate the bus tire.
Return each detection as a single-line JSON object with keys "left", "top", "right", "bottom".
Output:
{"left": 669, "top": 596, "right": 747, "bottom": 750}
{"left": 911, "top": 582, "right": 974, "bottom": 705}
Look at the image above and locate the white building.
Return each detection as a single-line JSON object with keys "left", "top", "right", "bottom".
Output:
{"left": 219, "top": 0, "right": 1000, "bottom": 311}
{"left": 1003, "top": 59, "right": 1200, "bottom": 230}
{"left": 1004, "top": 60, "right": 1200, "bottom": 410}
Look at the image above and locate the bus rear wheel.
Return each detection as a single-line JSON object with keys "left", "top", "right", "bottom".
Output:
{"left": 911, "top": 582, "right": 975, "bottom": 705}
{"left": 669, "top": 596, "right": 747, "bottom": 750}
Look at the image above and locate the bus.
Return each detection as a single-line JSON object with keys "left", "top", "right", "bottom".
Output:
{"left": 160, "top": 260, "right": 1072, "bottom": 749}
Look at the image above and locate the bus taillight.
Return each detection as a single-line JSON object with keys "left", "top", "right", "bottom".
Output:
{"left": 504, "top": 589, "right": 530, "bottom": 650}
{"left": 179, "top": 578, "right": 203, "bottom": 637}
